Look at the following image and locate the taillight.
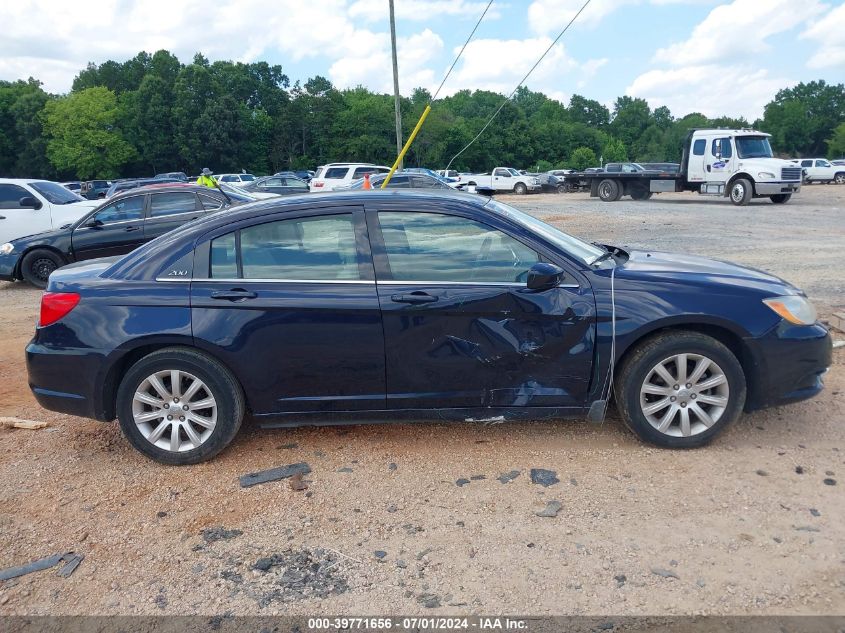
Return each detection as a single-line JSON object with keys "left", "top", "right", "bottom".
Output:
{"left": 39, "top": 292, "right": 80, "bottom": 327}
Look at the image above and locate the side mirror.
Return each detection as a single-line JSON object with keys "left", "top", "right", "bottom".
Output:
{"left": 85, "top": 218, "right": 103, "bottom": 228}
{"left": 19, "top": 196, "right": 41, "bottom": 209}
{"left": 526, "top": 262, "right": 564, "bottom": 291}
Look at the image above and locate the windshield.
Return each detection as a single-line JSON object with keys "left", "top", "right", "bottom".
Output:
{"left": 485, "top": 199, "right": 604, "bottom": 264}
{"left": 28, "top": 181, "right": 85, "bottom": 205}
{"left": 507, "top": 168, "right": 521, "bottom": 177}
{"left": 735, "top": 136, "right": 773, "bottom": 159}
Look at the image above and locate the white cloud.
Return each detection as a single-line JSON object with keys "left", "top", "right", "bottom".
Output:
{"left": 626, "top": 64, "right": 791, "bottom": 120}
{"left": 653, "top": 0, "right": 826, "bottom": 66}
{"left": 348, "top": 0, "right": 500, "bottom": 22}
{"left": 527, "top": 0, "right": 718, "bottom": 35}
{"left": 436, "top": 37, "right": 580, "bottom": 98}
{"left": 801, "top": 3, "right": 845, "bottom": 69}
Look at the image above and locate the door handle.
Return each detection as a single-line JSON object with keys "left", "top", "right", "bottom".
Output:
{"left": 391, "top": 292, "right": 438, "bottom": 304}
{"left": 124, "top": 226, "right": 140, "bottom": 232}
{"left": 210, "top": 289, "right": 257, "bottom": 301}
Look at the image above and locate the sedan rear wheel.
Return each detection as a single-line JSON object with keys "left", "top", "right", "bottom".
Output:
{"left": 117, "top": 348, "right": 244, "bottom": 464}
{"left": 615, "top": 331, "right": 746, "bottom": 448}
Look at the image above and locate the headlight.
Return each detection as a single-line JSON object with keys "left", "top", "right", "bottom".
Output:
{"left": 0, "top": 243, "right": 13, "bottom": 255}
{"left": 763, "top": 295, "right": 817, "bottom": 325}
{"left": 757, "top": 171, "right": 776, "bottom": 179}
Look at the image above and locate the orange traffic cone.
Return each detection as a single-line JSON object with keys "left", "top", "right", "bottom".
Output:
{"left": 363, "top": 173, "right": 372, "bottom": 189}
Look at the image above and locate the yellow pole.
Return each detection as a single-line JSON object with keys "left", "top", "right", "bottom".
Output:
{"left": 381, "top": 105, "right": 432, "bottom": 188}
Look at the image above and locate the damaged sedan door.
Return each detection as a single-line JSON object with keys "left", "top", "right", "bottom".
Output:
{"left": 368, "top": 209, "right": 595, "bottom": 412}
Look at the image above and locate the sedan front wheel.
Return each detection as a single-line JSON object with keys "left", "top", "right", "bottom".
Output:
{"left": 615, "top": 332, "right": 746, "bottom": 448}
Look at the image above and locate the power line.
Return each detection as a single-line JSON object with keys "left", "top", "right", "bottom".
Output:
{"left": 431, "top": 0, "right": 495, "bottom": 102}
{"left": 445, "top": 0, "right": 593, "bottom": 171}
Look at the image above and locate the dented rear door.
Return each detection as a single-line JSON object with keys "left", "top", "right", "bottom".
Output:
{"left": 368, "top": 207, "right": 595, "bottom": 410}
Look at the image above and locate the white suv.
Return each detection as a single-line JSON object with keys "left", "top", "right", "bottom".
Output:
{"left": 215, "top": 173, "right": 257, "bottom": 185}
{"left": 310, "top": 163, "right": 391, "bottom": 192}
{"left": 0, "top": 179, "right": 100, "bottom": 245}
{"left": 791, "top": 158, "right": 845, "bottom": 184}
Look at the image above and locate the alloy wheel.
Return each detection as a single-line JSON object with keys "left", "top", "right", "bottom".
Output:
{"left": 132, "top": 369, "right": 218, "bottom": 452}
{"left": 639, "top": 353, "right": 730, "bottom": 437}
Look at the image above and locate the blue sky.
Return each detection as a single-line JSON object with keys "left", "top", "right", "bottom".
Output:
{"left": 0, "top": 0, "right": 842, "bottom": 120}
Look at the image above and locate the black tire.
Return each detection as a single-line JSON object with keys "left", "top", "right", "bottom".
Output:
{"left": 20, "top": 249, "right": 64, "bottom": 288}
{"left": 729, "top": 178, "right": 752, "bottom": 206}
{"left": 770, "top": 194, "right": 791, "bottom": 204}
{"left": 514, "top": 182, "right": 528, "bottom": 195}
{"left": 116, "top": 347, "right": 245, "bottom": 465}
{"left": 598, "top": 178, "right": 621, "bottom": 202}
{"left": 556, "top": 183, "right": 567, "bottom": 193}
{"left": 614, "top": 331, "right": 746, "bottom": 448}
{"left": 630, "top": 187, "right": 653, "bottom": 201}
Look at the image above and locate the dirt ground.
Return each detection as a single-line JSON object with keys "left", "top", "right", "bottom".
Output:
{"left": 0, "top": 185, "right": 843, "bottom": 616}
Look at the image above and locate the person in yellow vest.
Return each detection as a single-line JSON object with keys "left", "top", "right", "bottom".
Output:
{"left": 197, "top": 168, "right": 216, "bottom": 187}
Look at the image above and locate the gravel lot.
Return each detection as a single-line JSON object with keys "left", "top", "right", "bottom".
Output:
{"left": 0, "top": 185, "right": 843, "bottom": 616}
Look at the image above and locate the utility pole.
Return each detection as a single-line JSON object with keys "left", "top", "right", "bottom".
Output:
{"left": 389, "top": 0, "right": 403, "bottom": 169}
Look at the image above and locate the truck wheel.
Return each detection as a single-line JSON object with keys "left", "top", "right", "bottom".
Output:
{"left": 598, "top": 179, "right": 621, "bottom": 202}
{"left": 834, "top": 172, "right": 845, "bottom": 184}
{"left": 21, "top": 249, "right": 65, "bottom": 288}
{"left": 770, "top": 194, "right": 791, "bottom": 204}
{"left": 514, "top": 183, "right": 528, "bottom": 195}
{"left": 729, "top": 178, "right": 752, "bottom": 206}
{"left": 631, "top": 188, "right": 652, "bottom": 201}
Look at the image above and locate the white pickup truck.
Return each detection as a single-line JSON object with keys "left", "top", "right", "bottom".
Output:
{"left": 462, "top": 167, "right": 541, "bottom": 195}
{"left": 791, "top": 158, "right": 845, "bottom": 184}
{"left": 0, "top": 179, "right": 100, "bottom": 245}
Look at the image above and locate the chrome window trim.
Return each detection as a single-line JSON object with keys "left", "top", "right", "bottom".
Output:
{"left": 156, "top": 277, "right": 578, "bottom": 289}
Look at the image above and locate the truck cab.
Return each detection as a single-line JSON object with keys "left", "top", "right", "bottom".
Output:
{"left": 683, "top": 129, "right": 801, "bottom": 204}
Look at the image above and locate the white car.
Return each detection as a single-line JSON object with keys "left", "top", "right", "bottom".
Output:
{"left": 791, "top": 158, "right": 845, "bottom": 184}
{"left": 0, "top": 179, "right": 100, "bottom": 245}
{"left": 310, "top": 163, "right": 391, "bottom": 192}
{"left": 215, "top": 173, "right": 257, "bottom": 185}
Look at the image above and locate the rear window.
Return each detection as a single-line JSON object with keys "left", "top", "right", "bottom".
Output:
{"left": 324, "top": 167, "right": 350, "bottom": 179}
{"left": 692, "top": 139, "right": 706, "bottom": 156}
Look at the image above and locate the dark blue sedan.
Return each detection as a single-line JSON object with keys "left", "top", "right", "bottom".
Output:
{"left": 25, "top": 191, "right": 831, "bottom": 464}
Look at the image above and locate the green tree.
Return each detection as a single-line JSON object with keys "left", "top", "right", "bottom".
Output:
{"left": 827, "top": 122, "right": 845, "bottom": 159}
{"left": 602, "top": 137, "right": 627, "bottom": 162}
{"left": 762, "top": 80, "right": 845, "bottom": 155}
{"left": 42, "top": 87, "right": 136, "bottom": 179}
{"left": 569, "top": 146, "right": 597, "bottom": 170}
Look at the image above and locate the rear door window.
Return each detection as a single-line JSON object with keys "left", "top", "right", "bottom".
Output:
{"left": 692, "top": 139, "right": 706, "bottom": 155}
{"left": 209, "top": 214, "right": 362, "bottom": 281}
{"left": 352, "top": 167, "right": 377, "bottom": 178}
{"left": 324, "top": 167, "right": 349, "bottom": 179}
{"left": 198, "top": 193, "right": 225, "bottom": 211}
{"left": 149, "top": 192, "right": 199, "bottom": 217}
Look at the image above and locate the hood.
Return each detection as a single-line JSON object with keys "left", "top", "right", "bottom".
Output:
{"left": 616, "top": 249, "right": 799, "bottom": 295}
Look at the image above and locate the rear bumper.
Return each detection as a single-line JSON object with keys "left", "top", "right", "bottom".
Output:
{"left": 743, "top": 322, "right": 832, "bottom": 412}
{"left": 26, "top": 342, "right": 112, "bottom": 421}
{"left": 755, "top": 181, "right": 801, "bottom": 195}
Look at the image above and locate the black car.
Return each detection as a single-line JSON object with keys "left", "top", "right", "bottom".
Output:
{"left": 342, "top": 171, "right": 458, "bottom": 190}
{"left": 0, "top": 185, "right": 240, "bottom": 287}
{"left": 106, "top": 178, "right": 180, "bottom": 198}
{"left": 241, "top": 175, "right": 310, "bottom": 196}
{"left": 23, "top": 191, "right": 830, "bottom": 464}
